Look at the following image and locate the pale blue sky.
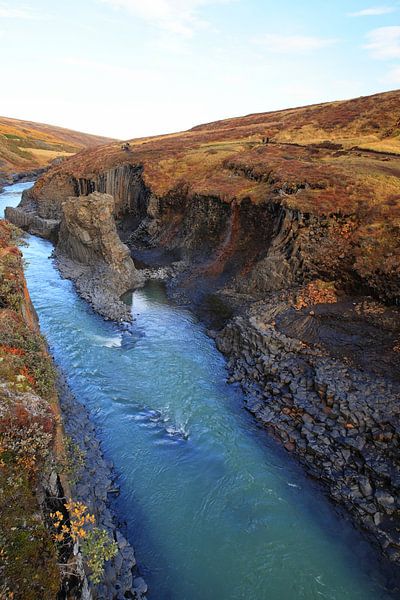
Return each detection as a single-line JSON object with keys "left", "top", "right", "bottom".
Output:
{"left": 0, "top": 0, "right": 399, "bottom": 139}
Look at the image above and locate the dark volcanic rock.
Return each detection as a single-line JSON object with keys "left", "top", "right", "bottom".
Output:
{"left": 56, "top": 192, "right": 143, "bottom": 321}
{"left": 58, "top": 375, "right": 147, "bottom": 600}
{"left": 5, "top": 205, "right": 60, "bottom": 240}
{"left": 215, "top": 312, "right": 400, "bottom": 567}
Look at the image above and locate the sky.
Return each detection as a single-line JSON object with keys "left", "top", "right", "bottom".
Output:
{"left": 0, "top": 0, "right": 399, "bottom": 139}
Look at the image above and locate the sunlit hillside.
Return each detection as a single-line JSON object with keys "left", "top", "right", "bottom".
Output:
{"left": 0, "top": 115, "right": 116, "bottom": 179}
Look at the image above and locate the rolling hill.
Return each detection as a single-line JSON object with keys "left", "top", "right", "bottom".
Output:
{"left": 0, "top": 115, "right": 115, "bottom": 185}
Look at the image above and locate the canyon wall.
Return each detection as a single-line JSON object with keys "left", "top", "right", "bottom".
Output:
{"left": 5, "top": 89, "right": 400, "bottom": 574}
{"left": 12, "top": 163, "right": 400, "bottom": 574}
{"left": 0, "top": 220, "right": 74, "bottom": 598}
{"left": 15, "top": 161, "right": 400, "bottom": 306}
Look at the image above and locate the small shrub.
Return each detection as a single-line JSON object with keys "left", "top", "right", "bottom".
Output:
{"left": 51, "top": 501, "right": 118, "bottom": 586}
{"left": 295, "top": 280, "right": 337, "bottom": 310}
{"left": 81, "top": 528, "right": 118, "bottom": 584}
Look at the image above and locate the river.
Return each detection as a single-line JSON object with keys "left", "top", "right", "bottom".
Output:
{"left": 0, "top": 182, "right": 395, "bottom": 599}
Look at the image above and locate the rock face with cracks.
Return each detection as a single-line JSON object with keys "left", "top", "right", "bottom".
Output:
{"left": 56, "top": 192, "right": 142, "bottom": 321}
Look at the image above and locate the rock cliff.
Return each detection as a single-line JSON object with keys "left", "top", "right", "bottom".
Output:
{"left": 8, "top": 189, "right": 143, "bottom": 321}
{"left": 56, "top": 192, "right": 142, "bottom": 321}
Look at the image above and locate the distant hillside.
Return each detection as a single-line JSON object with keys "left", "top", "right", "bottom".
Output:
{"left": 0, "top": 116, "right": 115, "bottom": 182}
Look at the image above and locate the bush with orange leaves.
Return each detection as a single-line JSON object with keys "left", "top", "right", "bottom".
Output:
{"left": 51, "top": 501, "right": 117, "bottom": 585}
{"left": 295, "top": 279, "right": 337, "bottom": 310}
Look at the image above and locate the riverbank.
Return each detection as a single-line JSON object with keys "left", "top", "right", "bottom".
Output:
{"left": 0, "top": 218, "right": 63, "bottom": 598}
{"left": 0, "top": 184, "right": 147, "bottom": 599}
{"left": 0, "top": 166, "right": 49, "bottom": 194}
{"left": 57, "top": 374, "right": 148, "bottom": 600}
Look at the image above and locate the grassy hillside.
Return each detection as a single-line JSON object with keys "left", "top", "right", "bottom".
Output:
{"left": 39, "top": 89, "right": 400, "bottom": 204}
{"left": 29, "top": 90, "right": 400, "bottom": 302}
{"left": 0, "top": 116, "right": 115, "bottom": 180}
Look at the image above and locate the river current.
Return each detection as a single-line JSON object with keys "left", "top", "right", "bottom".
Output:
{"left": 0, "top": 182, "right": 395, "bottom": 599}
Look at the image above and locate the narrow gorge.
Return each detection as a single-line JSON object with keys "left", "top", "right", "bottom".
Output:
{"left": 1, "top": 180, "right": 397, "bottom": 600}
{"left": 2, "top": 90, "right": 400, "bottom": 598}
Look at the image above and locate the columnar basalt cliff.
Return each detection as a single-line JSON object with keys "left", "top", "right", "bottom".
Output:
{"left": 56, "top": 192, "right": 142, "bottom": 321}
{"left": 216, "top": 305, "right": 400, "bottom": 566}
{"left": 7, "top": 174, "right": 145, "bottom": 320}
{"left": 7, "top": 90, "right": 400, "bottom": 571}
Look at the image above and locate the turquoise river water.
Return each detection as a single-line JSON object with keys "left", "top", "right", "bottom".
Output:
{"left": 1, "top": 182, "right": 396, "bottom": 599}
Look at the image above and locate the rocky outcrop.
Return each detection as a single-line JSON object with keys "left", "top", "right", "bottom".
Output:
{"left": 216, "top": 308, "right": 400, "bottom": 565}
{"left": 5, "top": 205, "right": 59, "bottom": 241}
{"left": 56, "top": 192, "right": 142, "bottom": 321}
{"left": 6, "top": 170, "right": 146, "bottom": 320}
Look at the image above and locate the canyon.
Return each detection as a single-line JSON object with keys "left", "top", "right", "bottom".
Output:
{"left": 2, "top": 89, "right": 400, "bottom": 597}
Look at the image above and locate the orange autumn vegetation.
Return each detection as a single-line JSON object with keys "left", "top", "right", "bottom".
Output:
{"left": 0, "top": 220, "right": 61, "bottom": 599}
{"left": 50, "top": 501, "right": 117, "bottom": 585}
{"left": 295, "top": 280, "right": 338, "bottom": 310}
{"left": 51, "top": 501, "right": 95, "bottom": 544}
{"left": 34, "top": 89, "right": 400, "bottom": 205}
{"left": 0, "top": 344, "right": 25, "bottom": 356}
